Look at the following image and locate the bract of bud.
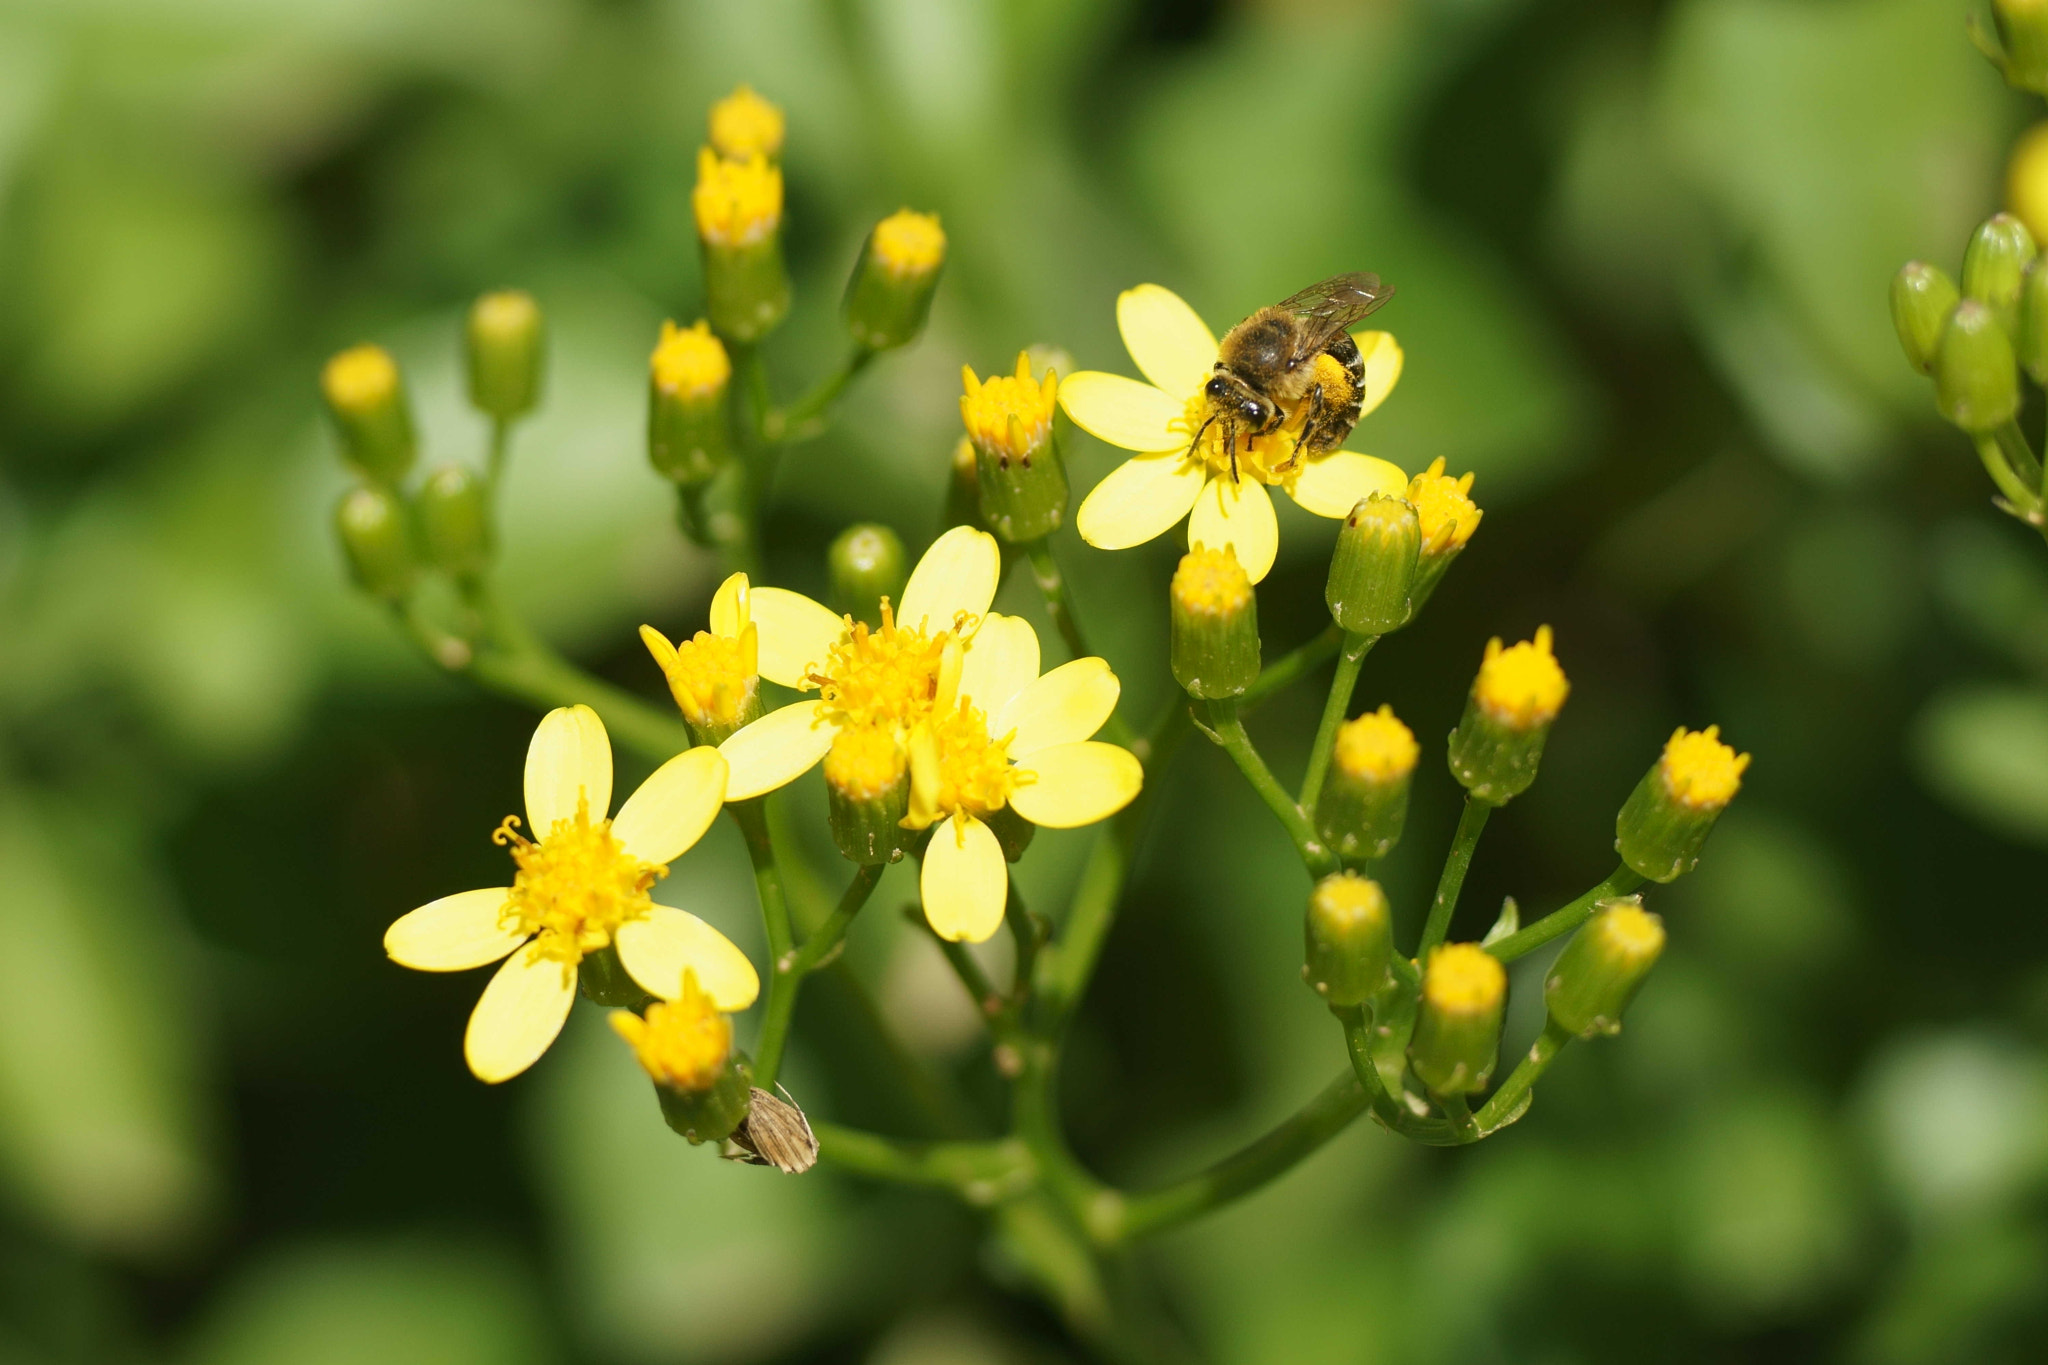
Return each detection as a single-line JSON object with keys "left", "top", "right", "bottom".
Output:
{"left": 1327, "top": 493, "right": 1419, "bottom": 636}
{"left": 1891, "top": 262, "right": 1960, "bottom": 376}
{"left": 1409, "top": 943, "right": 1506, "bottom": 1096}
{"left": 694, "top": 148, "right": 790, "bottom": 343}
{"left": 1170, "top": 545, "right": 1260, "bottom": 699}
{"left": 648, "top": 320, "right": 735, "bottom": 486}
{"left": 708, "top": 85, "right": 785, "bottom": 160}
{"left": 961, "top": 355, "right": 1067, "bottom": 542}
{"left": 321, "top": 344, "right": 416, "bottom": 485}
{"left": 1616, "top": 725, "right": 1749, "bottom": 882}
{"left": 844, "top": 210, "right": 946, "bottom": 351}
{"left": 825, "top": 725, "right": 909, "bottom": 865}
{"left": 640, "top": 619, "right": 762, "bottom": 748}
{"left": 829, "top": 523, "right": 907, "bottom": 628}
{"left": 612, "top": 973, "right": 752, "bottom": 1143}
{"left": 1447, "top": 626, "right": 1568, "bottom": 806}
{"left": 2021, "top": 264, "right": 2048, "bottom": 384}
{"left": 1544, "top": 897, "right": 1666, "bottom": 1038}
{"left": 1962, "top": 212, "right": 2038, "bottom": 337}
{"left": 1935, "top": 299, "right": 2021, "bottom": 434}
{"left": 1303, "top": 871, "right": 1393, "bottom": 1007}
{"left": 1995, "top": 0, "right": 2048, "bottom": 93}
{"left": 466, "top": 289, "right": 545, "bottom": 420}
{"left": 1403, "top": 459, "right": 1481, "bottom": 617}
{"left": 334, "top": 485, "right": 416, "bottom": 600}
{"left": 1317, "top": 704, "right": 1418, "bottom": 862}
{"left": 415, "top": 463, "right": 493, "bottom": 577}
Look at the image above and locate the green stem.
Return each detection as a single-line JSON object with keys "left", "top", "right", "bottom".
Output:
{"left": 1334, "top": 1008, "right": 1461, "bottom": 1144}
{"left": 919, "top": 908, "right": 1005, "bottom": 1023}
{"left": 728, "top": 801, "right": 798, "bottom": 1090}
{"left": 1976, "top": 434, "right": 2043, "bottom": 514}
{"left": 754, "top": 863, "right": 884, "bottom": 1089}
{"left": 811, "top": 1122, "right": 1029, "bottom": 1192}
{"left": 1198, "top": 700, "right": 1335, "bottom": 877}
{"left": 1417, "top": 796, "right": 1494, "bottom": 958}
{"left": 677, "top": 474, "right": 762, "bottom": 580}
{"left": 1243, "top": 623, "right": 1341, "bottom": 707}
{"left": 765, "top": 347, "right": 876, "bottom": 443}
{"left": 1470, "top": 1019, "right": 1572, "bottom": 1134}
{"left": 1483, "top": 866, "right": 1646, "bottom": 963}
{"left": 1005, "top": 885, "right": 1043, "bottom": 1008}
{"left": 1994, "top": 418, "right": 2043, "bottom": 489}
{"left": 1298, "top": 631, "right": 1377, "bottom": 813}
{"left": 486, "top": 416, "right": 512, "bottom": 487}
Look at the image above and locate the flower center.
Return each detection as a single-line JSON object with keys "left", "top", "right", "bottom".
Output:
{"left": 493, "top": 800, "right": 659, "bottom": 964}
{"left": 809, "top": 600, "right": 951, "bottom": 733}
{"left": 912, "top": 700, "right": 1027, "bottom": 822}
{"left": 961, "top": 354, "right": 1057, "bottom": 465}
{"left": 1659, "top": 726, "right": 1749, "bottom": 810}
{"left": 1178, "top": 390, "right": 1307, "bottom": 486}
{"left": 651, "top": 319, "right": 731, "bottom": 399}
{"left": 708, "top": 85, "right": 785, "bottom": 160}
{"left": 662, "top": 629, "right": 757, "bottom": 730}
{"left": 611, "top": 971, "right": 732, "bottom": 1092}
{"left": 1424, "top": 943, "right": 1506, "bottom": 1016}
{"left": 322, "top": 344, "right": 399, "bottom": 413}
{"left": 1407, "top": 457, "right": 1481, "bottom": 554}
{"left": 1474, "top": 626, "right": 1568, "bottom": 731}
{"left": 693, "top": 148, "right": 783, "bottom": 247}
{"left": 1333, "top": 705, "right": 1419, "bottom": 783}
{"left": 1171, "top": 545, "right": 1252, "bottom": 617}
{"left": 824, "top": 724, "right": 907, "bottom": 800}
{"left": 872, "top": 209, "right": 947, "bottom": 279}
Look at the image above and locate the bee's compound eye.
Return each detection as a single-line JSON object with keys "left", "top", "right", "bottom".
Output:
{"left": 1243, "top": 401, "right": 1267, "bottom": 424}
{"left": 1205, "top": 376, "right": 1228, "bottom": 398}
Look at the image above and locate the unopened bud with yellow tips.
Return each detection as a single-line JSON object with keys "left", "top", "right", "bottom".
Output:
{"left": 708, "top": 84, "right": 784, "bottom": 160}
{"left": 825, "top": 725, "right": 910, "bottom": 865}
{"left": 415, "top": 464, "right": 493, "bottom": 577}
{"left": 1303, "top": 872, "right": 1393, "bottom": 1007}
{"left": 1327, "top": 493, "right": 1419, "bottom": 636}
{"left": 1405, "top": 459, "right": 1481, "bottom": 616}
{"left": 961, "top": 354, "right": 1067, "bottom": 542}
{"left": 1170, "top": 545, "right": 1260, "bottom": 700}
{"left": 1317, "top": 705, "right": 1417, "bottom": 862}
{"left": 1891, "top": 262, "right": 1959, "bottom": 376}
{"left": 829, "top": 523, "right": 907, "bottom": 628}
{"left": 694, "top": 148, "right": 789, "bottom": 343}
{"left": 1545, "top": 897, "right": 1665, "bottom": 1038}
{"left": 1410, "top": 943, "right": 1506, "bottom": 1096}
{"left": 321, "top": 344, "right": 415, "bottom": 485}
{"left": 466, "top": 289, "right": 545, "bottom": 421}
{"left": 1448, "top": 626, "right": 1568, "bottom": 806}
{"left": 640, "top": 586, "right": 762, "bottom": 747}
{"left": 1616, "top": 725, "right": 1748, "bottom": 882}
{"left": 648, "top": 320, "right": 734, "bottom": 486}
{"left": 1963, "top": 212, "right": 2037, "bottom": 338}
{"left": 613, "top": 971, "right": 753, "bottom": 1143}
{"left": 334, "top": 485, "right": 416, "bottom": 600}
{"left": 845, "top": 209, "right": 946, "bottom": 352}
{"left": 1936, "top": 300, "right": 2021, "bottom": 433}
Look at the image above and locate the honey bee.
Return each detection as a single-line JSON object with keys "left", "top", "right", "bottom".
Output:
{"left": 1194, "top": 272, "right": 1395, "bottom": 481}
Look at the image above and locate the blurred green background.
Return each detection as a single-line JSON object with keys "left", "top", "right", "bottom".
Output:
{"left": 3, "top": 0, "right": 2047, "bottom": 1359}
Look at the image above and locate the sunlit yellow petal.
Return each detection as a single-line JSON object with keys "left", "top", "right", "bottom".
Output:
{"left": 1354, "top": 331, "right": 1403, "bottom": 419}
{"left": 1075, "top": 453, "right": 1207, "bottom": 550}
{"left": 1058, "top": 371, "right": 1183, "bottom": 452}
{"left": 899, "top": 525, "right": 1001, "bottom": 634}
{"left": 1117, "top": 283, "right": 1217, "bottom": 399}
{"left": 611, "top": 747, "right": 729, "bottom": 866}
{"left": 999, "top": 658, "right": 1121, "bottom": 757}
{"left": 719, "top": 700, "right": 838, "bottom": 800}
{"left": 525, "top": 705, "right": 614, "bottom": 834}
{"left": 1285, "top": 451, "right": 1408, "bottom": 519}
{"left": 1187, "top": 476, "right": 1278, "bottom": 584}
{"left": 920, "top": 815, "right": 1007, "bottom": 943}
{"left": 749, "top": 587, "right": 844, "bottom": 688}
{"left": 1008, "top": 741, "right": 1143, "bottom": 829}
{"left": 384, "top": 888, "right": 522, "bottom": 971}
{"left": 709, "top": 572, "right": 751, "bottom": 638}
{"left": 959, "top": 613, "right": 1041, "bottom": 717}
{"left": 615, "top": 906, "right": 760, "bottom": 1009}
{"left": 463, "top": 946, "right": 576, "bottom": 1083}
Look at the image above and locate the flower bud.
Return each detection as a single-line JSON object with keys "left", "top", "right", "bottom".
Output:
{"left": 1303, "top": 872, "right": 1393, "bottom": 1007}
{"left": 1404, "top": 459, "right": 1481, "bottom": 617}
{"left": 1995, "top": 0, "right": 2048, "bottom": 93}
{"left": 640, "top": 619, "right": 762, "bottom": 747}
{"left": 1326, "top": 493, "right": 1419, "bottom": 636}
{"left": 694, "top": 148, "right": 789, "bottom": 343}
{"left": 1936, "top": 300, "right": 2022, "bottom": 433}
{"left": 1616, "top": 725, "right": 1749, "bottom": 883}
{"left": 1409, "top": 943, "right": 1506, "bottom": 1096}
{"left": 1317, "top": 705, "right": 1417, "bottom": 861}
{"left": 1544, "top": 897, "right": 1665, "bottom": 1038}
{"left": 612, "top": 973, "right": 752, "bottom": 1144}
{"left": 1963, "top": 212, "right": 2038, "bottom": 338}
{"left": 708, "top": 85, "right": 784, "bottom": 160}
{"left": 1170, "top": 545, "right": 1260, "bottom": 699}
{"left": 334, "top": 485, "right": 416, "bottom": 600}
{"left": 321, "top": 344, "right": 415, "bottom": 485}
{"left": 825, "top": 726, "right": 909, "bottom": 865}
{"left": 415, "top": 463, "right": 492, "bottom": 577}
{"left": 466, "top": 289, "right": 545, "bottom": 421}
{"left": 961, "top": 354, "right": 1067, "bottom": 542}
{"left": 1891, "top": 262, "right": 1960, "bottom": 376}
{"left": 648, "top": 319, "right": 734, "bottom": 486}
{"left": 829, "top": 523, "right": 907, "bottom": 629}
{"left": 1447, "top": 626, "right": 1568, "bottom": 806}
{"left": 844, "top": 210, "right": 946, "bottom": 351}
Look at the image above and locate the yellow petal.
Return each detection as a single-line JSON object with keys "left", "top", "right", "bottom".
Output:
{"left": 463, "top": 945, "right": 576, "bottom": 1083}
{"left": 1354, "top": 331, "right": 1403, "bottom": 419}
{"left": 899, "top": 525, "right": 1000, "bottom": 635}
{"left": 1058, "top": 371, "right": 1183, "bottom": 452}
{"left": 384, "top": 888, "right": 522, "bottom": 971}
{"left": 719, "top": 700, "right": 837, "bottom": 800}
{"left": 709, "top": 572, "right": 752, "bottom": 637}
{"left": 959, "top": 613, "right": 1041, "bottom": 717}
{"left": 749, "top": 587, "right": 844, "bottom": 688}
{"left": 1285, "top": 451, "right": 1408, "bottom": 519}
{"left": 1187, "top": 475, "right": 1278, "bottom": 583}
{"left": 920, "top": 815, "right": 1007, "bottom": 943}
{"left": 525, "top": 705, "right": 613, "bottom": 834}
{"left": 999, "top": 657, "right": 1121, "bottom": 757}
{"left": 1116, "top": 283, "right": 1217, "bottom": 399}
{"left": 611, "top": 746, "right": 728, "bottom": 865}
{"left": 1075, "top": 452, "right": 1207, "bottom": 550}
{"left": 1008, "top": 741, "right": 1144, "bottom": 829}
{"left": 615, "top": 906, "right": 760, "bottom": 1009}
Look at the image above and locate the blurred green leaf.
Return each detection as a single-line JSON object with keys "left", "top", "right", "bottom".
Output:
{"left": 1912, "top": 683, "right": 2048, "bottom": 844}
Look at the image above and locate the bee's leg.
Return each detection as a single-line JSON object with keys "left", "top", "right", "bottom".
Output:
{"left": 1226, "top": 417, "right": 1240, "bottom": 482}
{"left": 1297, "top": 384, "right": 1328, "bottom": 461}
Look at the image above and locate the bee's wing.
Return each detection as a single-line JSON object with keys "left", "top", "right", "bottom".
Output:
{"left": 1277, "top": 272, "right": 1393, "bottom": 353}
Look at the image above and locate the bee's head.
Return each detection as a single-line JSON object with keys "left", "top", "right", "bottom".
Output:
{"left": 1207, "top": 374, "right": 1271, "bottom": 429}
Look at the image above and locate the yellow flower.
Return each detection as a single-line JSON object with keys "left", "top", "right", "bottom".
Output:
{"left": 641, "top": 572, "right": 761, "bottom": 739}
{"left": 1407, "top": 457, "right": 1481, "bottom": 555}
{"left": 871, "top": 209, "right": 947, "bottom": 280}
{"left": 961, "top": 352, "right": 1059, "bottom": 465}
{"left": 1658, "top": 726, "right": 1750, "bottom": 811}
{"left": 1059, "top": 284, "right": 1407, "bottom": 583}
{"left": 708, "top": 85, "right": 784, "bottom": 160}
{"left": 610, "top": 970, "right": 732, "bottom": 1092}
{"left": 1474, "top": 625, "right": 1568, "bottom": 731}
{"left": 693, "top": 147, "right": 782, "bottom": 248}
{"left": 383, "top": 706, "right": 757, "bottom": 1083}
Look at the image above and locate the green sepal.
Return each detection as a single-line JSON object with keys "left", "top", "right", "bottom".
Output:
{"left": 1963, "top": 212, "right": 2038, "bottom": 338}
{"left": 649, "top": 379, "right": 734, "bottom": 486}
{"left": 1936, "top": 300, "right": 2021, "bottom": 434}
{"left": 1408, "top": 951, "right": 1506, "bottom": 1097}
{"left": 703, "top": 237, "right": 791, "bottom": 345}
{"left": 1326, "top": 494, "right": 1419, "bottom": 636}
{"left": 334, "top": 485, "right": 417, "bottom": 601}
{"left": 1544, "top": 897, "right": 1665, "bottom": 1038}
{"left": 466, "top": 290, "right": 545, "bottom": 420}
{"left": 1170, "top": 567, "right": 1260, "bottom": 701}
{"left": 415, "top": 464, "right": 493, "bottom": 577}
{"left": 1614, "top": 765, "right": 1724, "bottom": 883}
{"left": 1446, "top": 700, "right": 1549, "bottom": 806}
{"left": 1892, "top": 261, "right": 1960, "bottom": 376}
{"left": 843, "top": 233, "right": 942, "bottom": 351}
{"left": 974, "top": 424, "right": 1068, "bottom": 543}
{"left": 1303, "top": 873, "right": 1393, "bottom": 1008}
{"left": 655, "top": 1052, "right": 755, "bottom": 1145}
{"left": 828, "top": 770, "right": 909, "bottom": 866}
{"left": 984, "top": 803, "right": 1036, "bottom": 863}
{"left": 1316, "top": 761, "right": 1410, "bottom": 863}
{"left": 579, "top": 945, "right": 656, "bottom": 1009}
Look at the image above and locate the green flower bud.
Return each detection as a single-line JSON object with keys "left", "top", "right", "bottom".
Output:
{"left": 1544, "top": 897, "right": 1665, "bottom": 1038}
{"left": 321, "top": 345, "right": 415, "bottom": 485}
{"left": 1447, "top": 626, "right": 1568, "bottom": 806}
{"left": 648, "top": 320, "right": 734, "bottom": 485}
{"left": 1616, "top": 725, "right": 1749, "bottom": 883}
{"left": 694, "top": 149, "right": 789, "bottom": 343}
{"left": 1409, "top": 943, "right": 1506, "bottom": 1096}
{"left": 962, "top": 355, "right": 1067, "bottom": 542}
{"left": 466, "top": 289, "right": 545, "bottom": 420}
{"left": 415, "top": 463, "right": 493, "bottom": 577}
{"left": 829, "top": 523, "right": 907, "bottom": 629}
{"left": 1963, "top": 212, "right": 2038, "bottom": 338}
{"left": 1326, "top": 494, "right": 1419, "bottom": 636}
{"left": 1891, "top": 262, "right": 1960, "bottom": 376}
{"left": 1170, "top": 546, "right": 1260, "bottom": 700}
{"left": 1995, "top": 0, "right": 2048, "bottom": 93}
{"left": 2021, "top": 263, "right": 2048, "bottom": 383}
{"left": 844, "top": 210, "right": 946, "bottom": 351}
{"left": 334, "top": 485, "right": 416, "bottom": 600}
{"left": 1316, "top": 705, "right": 1417, "bottom": 862}
{"left": 1935, "top": 299, "right": 2021, "bottom": 434}
{"left": 824, "top": 727, "right": 909, "bottom": 865}
{"left": 1303, "top": 872, "right": 1393, "bottom": 1007}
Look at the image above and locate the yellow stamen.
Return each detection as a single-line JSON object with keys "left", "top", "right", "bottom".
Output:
{"left": 1178, "top": 389, "right": 1304, "bottom": 484}
{"left": 1423, "top": 942, "right": 1505, "bottom": 1016}
{"left": 871, "top": 209, "right": 946, "bottom": 279}
{"left": 708, "top": 85, "right": 784, "bottom": 160}
{"left": 810, "top": 600, "right": 951, "bottom": 732}
{"left": 693, "top": 147, "right": 783, "bottom": 248}
{"left": 642, "top": 623, "right": 759, "bottom": 730}
{"left": 1407, "top": 457, "right": 1481, "bottom": 554}
{"left": 610, "top": 971, "right": 731, "bottom": 1092}
{"left": 651, "top": 319, "right": 731, "bottom": 399}
{"left": 1599, "top": 902, "right": 1667, "bottom": 958}
{"left": 1333, "top": 704, "right": 1418, "bottom": 783}
{"left": 1659, "top": 725, "right": 1749, "bottom": 811}
{"left": 495, "top": 798, "right": 659, "bottom": 965}
{"left": 1172, "top": 545, "right": 1252, "bottom": 618}
{"left": 960, "top": 353, "right": 1058, "bottom": 466}
{"left": 1310, "top": 870, "right": 1387, "bottom": 924}
{"left": 322, "top": 344, "right": 399, "bottom": 415}
{"left": 907, "top": 702, "right": 1025, "bottom": 825}
{"left": 825, "top": 724, "right": 907, "bottom": 800}
{"left": 1474, "top": 625, "right": 1568, "bottom": 730}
